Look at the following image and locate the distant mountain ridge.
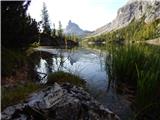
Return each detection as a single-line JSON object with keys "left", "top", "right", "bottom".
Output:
{"left": 90, "top": 0, "right": 160, "bottom": 36}
{"left": 64, "top": 20, "right": 92, "bottom": 37}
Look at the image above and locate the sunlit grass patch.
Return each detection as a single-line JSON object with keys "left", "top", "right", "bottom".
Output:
{"left": 47, "top": 71, "right": 86, "bottom": 87}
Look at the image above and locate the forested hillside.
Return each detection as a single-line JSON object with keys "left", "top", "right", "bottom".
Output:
{"left": 86, "top": 19, "right": 160, "bottom": 43}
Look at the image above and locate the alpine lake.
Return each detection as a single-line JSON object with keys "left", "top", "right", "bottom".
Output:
{"left": 29, "top": 44, "right": 135, "bottom": 120}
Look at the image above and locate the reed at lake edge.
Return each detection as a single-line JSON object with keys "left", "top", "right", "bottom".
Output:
{"left": 106, "top": 44, "right": 160, "bottom": 112}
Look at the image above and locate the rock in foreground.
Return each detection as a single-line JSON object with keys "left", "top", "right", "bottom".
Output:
{"left": 2, "top": 83, "right": 120, "bottom": 120}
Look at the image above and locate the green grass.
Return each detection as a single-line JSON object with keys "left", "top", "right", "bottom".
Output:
{"left": 136, "top": 57, "right": 160, "bottom": 108}
{"left": 2, "top": 71, "right": 86, "bottom": 110}
{"left": 1, "top": 82, "right": 41, "bottom": 110}
{"left": 47, "top": 71, "right": 86, "bottom": 87}
{"left": 106, "top": 44, "right": 160, "bottom": 110}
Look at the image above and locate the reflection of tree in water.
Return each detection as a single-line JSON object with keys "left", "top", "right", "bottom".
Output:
{"left": 28, "top": 51, "right": 42, "bottom": 81}
{"left": 98, "top": 49, "right": 104, "bottom": 71}
{"left": 105, "top": 44, "right": 116, "bottom": 92}
{"left": 45, "top": 57, "right": 53, "bottom": 73}
{"left": 40, "top": 51, "right": 54, "bottom": 74}
{"left": 29, "top": 47, "right": 80, "bottom": 81}
{"left": 105, "top": 54, "right": 112, "bottom": 91}
{"left": 58, "top": 49, "right": 65, "bottom": 71}
{"left": 29, "top": 51, "right": 54, "bottom": 81}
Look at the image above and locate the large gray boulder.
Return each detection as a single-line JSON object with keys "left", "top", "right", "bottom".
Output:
{"left": 1, "top": 83, "right": 120, "bottom": 120}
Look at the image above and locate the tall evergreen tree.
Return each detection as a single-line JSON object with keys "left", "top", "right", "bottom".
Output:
{"left": 41, "top": 2, "right": 51, "bottom": 35}
{"left": 58, "top": 21, "right": 63, "bottom": 38}
{"left": 51, "top": 23, "right": 56, "bottom": 37}
{"left": 1, "top": 1, "right": 39, "bottom": 49}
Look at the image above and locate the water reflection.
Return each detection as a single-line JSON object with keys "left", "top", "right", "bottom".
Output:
{"left": 31, "top": 47, "right": 107, "bottom": 87}
{"left": 30, "top": 46, "right": 133, "bottom": 119}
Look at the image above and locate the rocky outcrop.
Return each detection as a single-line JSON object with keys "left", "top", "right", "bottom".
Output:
{"left": 91, "top": 0, "right": 160, "bottom": 36}
{"left": 64, "top": 20, "right": 92, "bottom": 37}
{"left": 2, "top": 83, "right": 120, "bottom": 120}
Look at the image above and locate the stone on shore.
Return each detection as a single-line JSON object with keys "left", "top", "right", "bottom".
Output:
{"left": 2, "top": 83, "right": 120, "bottom": 120}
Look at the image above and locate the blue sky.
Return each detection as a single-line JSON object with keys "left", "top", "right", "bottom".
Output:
{"left": 27, "top": 0, "right": 128, "bottom": 31}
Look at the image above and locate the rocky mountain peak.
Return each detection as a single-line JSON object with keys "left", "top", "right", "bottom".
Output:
{"left": 68, "top": 20, "right": 72, "bottom": 25}
{"left": 69, "top": 20, "right": 71, "bottom": 23}
{"left": 90, "top": 0, "right": 160, "bottom": 36}
{"left": 64, "top": 20, "right": 92, "bottom": 37}
{"left": 127, "top": 0, "right": 157, "bottom": 4}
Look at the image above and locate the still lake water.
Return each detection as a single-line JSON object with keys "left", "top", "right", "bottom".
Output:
{"left": 31, "top": 46, "right": 133, "bottom": 119}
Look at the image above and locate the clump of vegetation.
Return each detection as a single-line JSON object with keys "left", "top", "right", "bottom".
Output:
{"left": 1, "top": 82, "right": 41, "bottom": 110}
{"left": 108, "top": 45, "right": 148, "bottom": 85}
{"left": 106, "top": 44, "right": 160, "bottom": 110}
{"left": 136, "top": 53, "right": 160, "bottom": 108}
{"left": 47, "top": 71, "right": 86, "bottom": 87}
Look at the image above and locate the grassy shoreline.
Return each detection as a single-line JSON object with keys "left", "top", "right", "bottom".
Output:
{"left": 2, "top": 71, "right": 86, "bottom": 110}
{"left": 106, "top": 44, "right": 160, "bottom": 116}
{"left": 1, "top": 82, "right": 41, "bottom": 110}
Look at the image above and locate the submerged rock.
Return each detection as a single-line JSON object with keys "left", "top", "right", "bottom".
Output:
{"left": 2, "top": 83, "right": 120, "bottom": 120}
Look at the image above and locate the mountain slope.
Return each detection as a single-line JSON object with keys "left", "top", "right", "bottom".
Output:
{"left": 64, "top": 20, "right": 92, "bottom": 37}
{"left": 91, "top": 0, "right": 160, "bottom": 36}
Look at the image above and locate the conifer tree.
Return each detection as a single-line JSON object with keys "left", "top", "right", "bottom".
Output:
{"left": 52, "top": 23, "right": 56, "bottom": 37}
{"left": 41, "top": 2, "right": 51, "bottom": 35}
{"left": 58, "top": 21, "right": 63, "bottom": 38}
